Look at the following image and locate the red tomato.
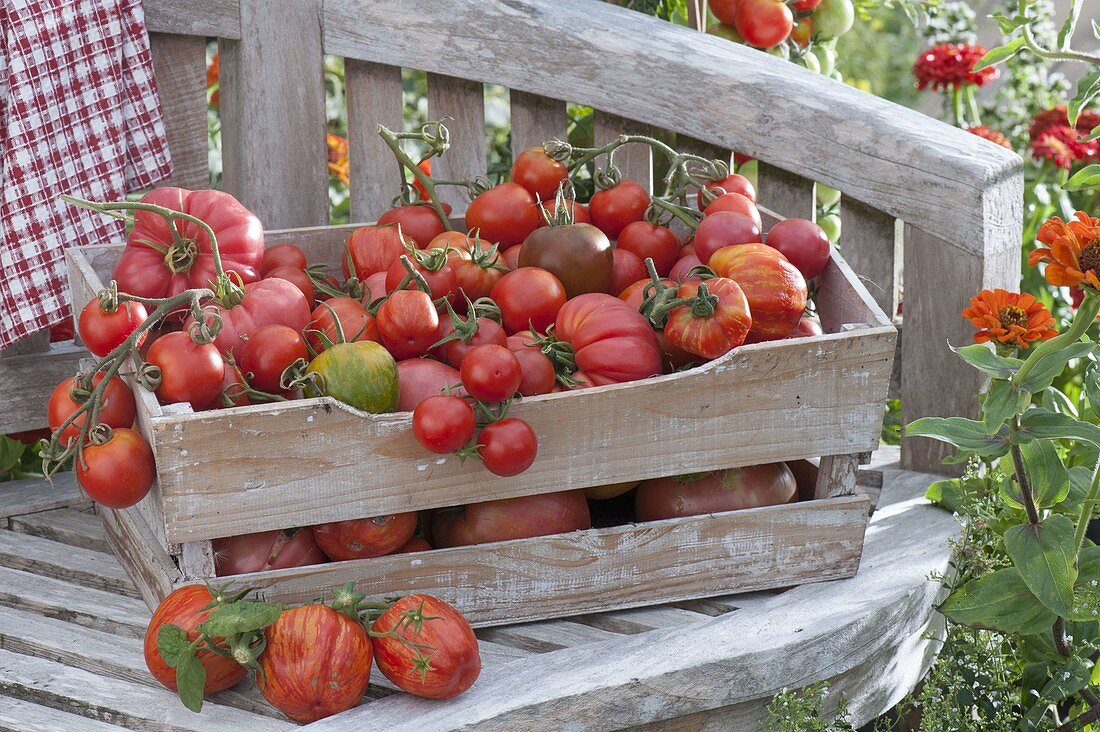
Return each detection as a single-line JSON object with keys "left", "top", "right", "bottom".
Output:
{"left": 378, "top": 205, "right": 448, "bottom": 247}
{"left": 261, "top": 243, "right": 307, "bottom": 275}
{"left": 619, "top": 277, "right": 676, "bottom": 311}
{"left": 765, "top": 218, "right": 832, "bottom": 280}
{"left": 144, "top": 586, "right": 247, "bottom": 694}
{"left": 460, "top": 345, "right": 522, "bottom": 402}
{"left": 501, "top": 244, "right": 523, "bottom": 270}
{"left": 616, "top": 222, "right": 682, "bottom": 277}
{"left": 305, "top": 297, "right": 379, "bottom": 353}
{"left": 363, "top": 271, "right": 389, "bottom": 301}
{"left": 698, "top": 173, "right": 757, "bottom": 210}
{"left": 790, "top": 16, "right": 814, "bottom": 46}
{"left": 477, "top": 418, "right": 538, "bottom": 476}
{"left": 553, "top": 293, "right": 663, "bottom": 385}
{"left": 314, "top": 512, "right": 419, "bottom": 560}
{"left": 490, "top": 267, "right": 567, "bottom": 334}
{"left": 693, "top": 211, "right": 762, "bottom": 264}
{"left": 509, "top": 344, "right": 557, "bottom": 396}
{"left": 146, "top": 331, "right": 225, "bottom": 409}
{"left": 436, "top": 316, "right": 507, "bottom": 368}
{"left": 239, "top": 324, "right": 308, "bottom": 393}
{"left": 734, "top": 0, "right": 794, "bottom": 47}
{"left": 184, "top": 277, "right": 311, "bottom": 362}
{"left": 385, "top": 249, "right": 456, "bottom": 302}
{"left": 112, "top": 188, "right": 264, "bottom": 299}
{"left": 703, "top": 193, "right": 762, "bottom": 229}
{"left": 371, "top": 595, "right": 481, "bottom": 699}
{"left": 398, "top": 537, "right": 433, "bottom": 553}
{"left": 710, "top": 0, "right": 739, "bottom": 25}
{"left": 539, "top": 200, "right": 590, "bottom": 226}
{"left": 789, "top": 316, "right": 825, "bottom": 339}
{"left": 258, "top": 604, "right": 372, "bottom": 723}
{"left": 265, "top": 266, "right": 315, "bottom": 305}
{"left": 511, "top": 147, "right": 568, "bottom": 201}
{"left": 465, "top": 183, "right": 540, "bottom": 250}
{"left": 413, "top": 395, "right": 476, "bottom": 453}
{"left": 432, "top": 490, "right": 590, "bottom": 547}
{"left": 412, "top": 159, "right": 433, "bottom": 201}
{"left": 434, "top": 232, "right": 506, "bottom": 303}
{"left": 636, "top": 463, "right": 798, "bottom": 520}
{"left": 375, "top": 290, "right": 441, "bottom": 360}
{"left": 212, "top": 528, "right": 327, "bottom": 575}
{"left": 610, "top": 248, "right": 648, "bottom": 297}
{"left": 220, "top": 361, "right": 251, "bottom": 407}
{"left": 76, "top": 427, "right": 155, "bottom": 509}
{"left": 663, "top": 278, "right": 752, "bottom": 359}
{"left": 588, "top": 180, "right": 650, "bottom": 240}
{"left": 48, "top": 374, "right": 136, "bottom": 445}
{"left": 792, "top": 0, "right": 822, "bottom": 11}
{"left": 670, "top": 254, "right": 703, "bottom": 283}
{"left": 78, "top": 299, "right": 148, "bottom": 357}
{"left": 395, "top": 359, "right": 462, "bottom": 411}
{"left": 343, "top": 223, "right": 418, "bottom": 279}
{"left": 708, "top": 244, "right": 808, "bottom": 340}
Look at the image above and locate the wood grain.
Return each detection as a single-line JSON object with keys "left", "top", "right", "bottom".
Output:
{"left": 144, "top": 0, "right": 241, "bottom": 39}
{"left": 0, "top": 473, "right": 87, "bottom": 519}
{"left": 149, "top": 34, "right": 209, "bottom": 189}
{"left": 814, "top": 454, "right": 860, "bottom": 500}
{"left": 0, "top": 529, "right": 136, "bottom": 599}
{"left": 426, "top": 74, "right": 486, "bottom": 213}
{"left": 0, "top": 340, "right": 87, "bottom": 434}
{"left": 0, "top": 565, "right": 148, "bottom": 639}
{"left": 346, "top": 60, "right": 405, "bottom": 222}
{"left": 839, "top": 197, "right": 898, "bottom": 319}
{"left": 0, "top": 696, "right": 121, "bottom": 732}
{"left": 594, "top": 111, "right": 653, "bottom": 192}
{"left": 757, "top": 163, "right": 815, "bottom": 221}
{"left": 10, "top": 509, "right": 110, "bottom": 554}
{"left": 509, "top": 91, "right": 567, "bottom": 157}
{"left": 98, "top": 505, "right": 180, "bottom": 611}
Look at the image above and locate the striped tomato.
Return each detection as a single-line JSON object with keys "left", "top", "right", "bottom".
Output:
{"left": 707, "top": 244, "right": 807, "bottom": 341}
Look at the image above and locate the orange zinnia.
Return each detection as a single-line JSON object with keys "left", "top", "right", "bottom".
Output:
{"left": 326, "top": 133, "right": 350, "bottom": 186}
{"left": 961, "top": 289, "right": 1057, "bottom": 349}
{"left": 1029, "top": 211, "right": 1100, "bottom": 290}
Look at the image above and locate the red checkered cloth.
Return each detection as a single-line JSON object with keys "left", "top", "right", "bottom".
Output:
{"left": 1, "top": 0, "right": 173, "bottom": 348}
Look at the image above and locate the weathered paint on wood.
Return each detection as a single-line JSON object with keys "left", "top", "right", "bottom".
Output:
{"left": 840, "top": 197, "right": 899, "bottom": 319}
{"left": 509, "top": 91, "right": 567, "bottom": 157}
{"left": 149, "top": 34, "right": 209, "bottom": 190}
{"left": 144, "top": 0, "right": 241, "bottom": 39}
{"left": 757, "top": 164, "right": 815, "bottom": 221}
{"left": 0, "top": 339, "right": 86, "bottom": 434}
{"left": 0, "top": 528, "right": 136, "bottom": 598}
{"left": 10, "top": 508, "right": 110, "bottom": 554}
{"left": 0, "top": 472, "right": 87, "bottom": 519}
{"left": 594, "top": 111, "right": 653, "bottom": 192}
{"left": 98, "top": 504, "right": 180, "bottom": 610}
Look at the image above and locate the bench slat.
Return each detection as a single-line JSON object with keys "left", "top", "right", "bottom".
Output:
{"left": 149, "top": 34, "right": 209, "bottom": 190}
{"left": 840, "top": 198, "right": 899, "bottom": 321}
{"left": 757, "top": 163, "right": 815, "bottom": 221}
{"left": 427, "top": 74, "right": 486, "bottom": 214}
{"left": 594, "top": 111, "right": 653, "bottom": 193}
{"left": 0, "top": 528, "right": 136, "bottom": 598}
{"left": 0, "top": 473, "right": 87, "bottom": 520}
{"left": 10, "top": 508, "right": 110, "bottom": 554}
{"left": 509, "top": 91, "right": 567, "bottom": 160}
{"left": 346, "top": 60, "right": 405, "bottom": 221}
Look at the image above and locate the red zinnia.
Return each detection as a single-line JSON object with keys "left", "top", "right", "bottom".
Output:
{"left": 1031, "top": 125, "right": 1099, "bottom": 170}
{"left": 964, "top": 126, "right": 1012, "bottom": 149}
{"left": 913, "top": 44, "right": 998, "bottom": 91}
{"left": 1030, "top": 105, "right": 1100, "bottom": 140}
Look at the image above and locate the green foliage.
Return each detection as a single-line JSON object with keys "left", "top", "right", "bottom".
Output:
{"left": 0, "top": 435, "right": 50, "bottom": 483}
{"left": 762, "top": 683, "right": 856, "bottom": 732}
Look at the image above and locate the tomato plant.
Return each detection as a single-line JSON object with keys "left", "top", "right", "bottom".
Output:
{"left": 78, "top": 298, "right": 148, "bottom": 357}
{"left": 476, "top": 417, "right": 538, "bottom": 476}
{"left": 511, "top": 147, "right": 568, "bottom": 201}
{"left": 212, "top": 528, "right": 327, "bottom": 575}
{"left": 693, "top": 212, "right": 762, "bottom": 264}
{"left": 378, "top": 204, "right": 447, "bottom": 247}
{"left": 376, "top": 289, "right": 441, "bottom": 360}
{"left": 75, "top": 427, "right": 155, "bottom": 509}
{"left": 314, "top": 512, "right": 418, "bottom": 560}
{"left": 490, "top": 267, "right": 567, "bottom": 334}
{"left": 432, "top": 490, "right": 589, "bottom": 547}
{"left": 219, "top": 360, "right": 251, "bottom": 407}
{"left": 145, "top": 331, "right": 225, "bottom": 409}
{"left": 460, "top": 345, "right": 522, "bottom": 403}
{"left": 413, "top": 395, "right": 476, "bottom": 453}
{"left": 663, "top": 278, "right": 752, "bottom": 359}
{"left": 765, "top": 218, "right": 832, "bottom": 280}
{"left": 465, "top": 182, "right": 540, "bottom": 250}
{"left": 539, "top": 200, "right": 589, "bottom": 226}
{"left": 518, "top": 222, "right": 613, "bottom": 298}
{"left": 48, "top": 374, "right": 136, "bottom": 445}
{"left": 240, "top": 324, "right": 308, "bottom": 393}
{"left": 588, "top": 180, "right": 650, "bottom": 239}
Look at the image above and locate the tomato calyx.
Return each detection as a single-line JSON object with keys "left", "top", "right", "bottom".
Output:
{"left": 529, "top": 327, "right": 587, "bottom": 387}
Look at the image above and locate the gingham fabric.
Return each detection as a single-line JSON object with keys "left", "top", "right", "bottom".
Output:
{"left": 1, "top": 0, "right": 172, "bottom": 347}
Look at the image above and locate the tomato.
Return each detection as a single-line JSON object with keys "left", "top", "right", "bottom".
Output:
{"left": 813, "top": 43, "right": 837, "bottom": 76}
{"left": 364, "top": 271, "right": 390, "bottom": 301}
{"left": 706, "top": 21, "right": 743, "bottom": 41}
{"left": 144, "top": 586, "right": 247, "bottom": 694}
{"left": 239, "top": 324, "right": 308, "bottom": 393}
{"left": 413, "top": 395, "right": 476, "bottom": 453}
{"left": 789, "top": 316, "right": 825, "bottom": 339}
{"left": 584, "top": 480, "right": 640, "bottom": 500}
{"left": 765, "top": 218, "right": 832, "bottom": 280}
{"left": 385, "top": 248, "right": 456, "bottom": 302}
{"left": 539, "top": 200, "right": 590, "bottom": 226}
{"left": 432, "top": 490, "right": 590, "bottom": 547}
{"left": 48, "top": 374, "right": 136, "bottom": 445}
{"left": 371, "top": 595, "right": 481, "bottom": 699}
{"left": 553, "top": 293, "right": 663, "bottom": 385}
{"left": 398, "top": 537, "right": 433, "bottom": 553}
{"left": 790, "top": 16, "right": 814, "bottom": 47}
{"left": 434, "top": 232, "right": 506, "bottom": 303}
{"left": 76, "top": 427, "right": 155, "bottom": 509}
{"left": 610, "top": 248, "right": 647, "bottom": 296}
{"left": 818, "top": 212, "right": 841, "bottom": 243}
{"left": 184, "top": 277, "right": 312, "bottom": 361}
{"left": 305, "top": 297, "right": 379, "bottom": 353}
{"left": 616, "top": 222, "right": 681, "bottom": 277}
{"left": 703, "top": 192, "right": 761, "bottom": 229}
{"left": 314, "top": 512, "right": 418, "bottom": 560}
{"left": 378, "top": 205, "right": 447, "bottom": 247}
{"left": 343, "top": 223, "right": 418, "bottom": 279}
{"left": 501, "top": 244, "right": 523, "bottom": 270}
{"left": 213, "top": 528, "right": 328, "bottom": 575}
{"left": 588, "top": 180, "right": 650, "bottom": 240}
{"left": 219, "top": 360, "right": 251, "bottom": 407}
{"left": 412, "top": 159, "right": 433, "bottom": 201}
{"left": 679, "top": 242, "right": 696, "bottom": 259}
{"left": 78, "top": 298, "right": 148, "bottom": 357}
{"left": 670, "top": 254, "right": 703, "bottom": 283}
{"left": 709, "top": 0, "right": 739, "bottom": 25}
{"left": 708, "top": 244, "right": 808, "bottom": 340}
{"left": 734, "top": 0, "right": 793, "bottom": 47}
{"left": 436, "top": 315, "right": 507, "bottom": 368}
{"left": 813, "top": 0, "right": 854, "bottom": 38}
{"left": 258, "top": 604, "right": 372, "bottom": 723}
{"left": 663, "top": 278, "right": 752, "bottom": 359}
{"left": 264, "top": 266, "right": 315, "bottom": 305}
{"left": 619, "top": 277, "right": 675, "bottom": 311}
{"left": 146, "top": 331, "right": 224, "bottom": 409}
{"left": 112, "top": 188, "right": 264, "bottom": 299}
{"left": 396, "top": 359, "right": 462, "bottom": 411}
{"left": 511, "top": 147, "right": 568, "bottom": 201}
{"left": 304, "top": 341, "right": 399, "bottom": 413}
{"left": 490, "top": 268, "right": 567, "bottom": 334}
{"left": 508, "top": 343, "right": 557, "bottom": 396}
{"left": 792, "top": 0, "right": 822, "bottom": 10}
{"left": 261, "top": 243, "right": 307, "bottom": 275}
{"left": 477, "top": 418, "right": 538, "bottom": 476}
{"left": 518, "top": 223, "right": 613, "bottom": 298}
{"left": 376, "top": 289, "right": 441, "bottom": 360}
{"left": 698, "top": 173, "right": 756, "bottom": 210}
{"left": 693, "top": 211, "right": 762, "bottom": 264}
{"left": 465, "top": 183, "right": 540, "bottom": 250}
{"left": 460, "top": 345, "right": 522, "bottom": 403}
{"left": 636, "top": 463, "right": 798, "bottom": 520}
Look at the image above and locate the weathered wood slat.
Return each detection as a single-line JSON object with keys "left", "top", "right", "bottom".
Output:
{"left": 0, "top": 565, "right": 148, "bottom": 640}
{"left": 571, "top": 605, "right": 711, "bottom": 634}
{"left": 0, "top": 330, "right": 49, "bottom": 357}
{"left": 840, "top": 198, "right": 899, "bottom": 319}
{"left": 0, "top": 696, "right": 121, "bottom": 732}
{"left": 144, "top": 0, "right": 242, "bottom": 39}
{"left": 10, "top": 508, "right": 110, "bottom": 554}
{"left": 0, "top": 340, "right": 86, "bottom": 434}
{"left": 346, "top": 60, "right": 405, "bottom": 222}
{"left": 0, "top": 473, "right": 87, "bottom": 520}
{"left": 757, "top": 163, "right": 815, "bottom": 221}
{"left": 99, "top": 504, "right": 180, "bottom": 611}
{"left": 426, "top": 74, "right": 486, "bottom": 213}
{"left": 0, "top": 529, "right": 136, "bottom": 598}
{"left": 149, "top": 34, "right": 209, "bottom": 190}
{"left": 594, "top": 111, "right": 653, "bottom": 193}
{"left": 219, "top": 0, "right": 328, "bottom": 228}
{"left": 477, "top": 620, "right": 623, "bottom": 653}
{"left": 509, "top": 91, "right": 567, "bottom": 157}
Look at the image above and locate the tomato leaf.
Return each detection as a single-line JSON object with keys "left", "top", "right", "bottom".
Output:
{"left": 939, "top": 567, "right": 1056, "bottom": 635}
{"left": 1015, "top": 341, "right": 1095, "bottom": 393}
{"left": 1020, "top": 440, "right": 1070, "bottom": 508}
{"left": 982, "top": 379, "right": 1030, "bottom": 434}
{"left": 1015, "top": 408, "right": 1100, "bottom": 446}
{"left": 1066, "top": 164, "right": 1100, "bottom": 192}
{"left": 953, "top": 343, "right": 1022, "bottom": 379}
{"left": 991, "top": 11, "right": 1033, "bottom": 35}
{"left": 157, "top": 624, "right": 191, "bottom": 668}
{"left": 905, "top": 416, "right": 1010, "bottom": 457}
{"left": 175, "top": 650, "right": 207, "bottom": 713}
{"left": 198, "top": 600, "right": 282, "bottom": 638}
{"left": 1004, "top": 515, "right": 1078, "bottom": 616}
{"left": 973, "top": 37, "right": 1027, "bottom": 71}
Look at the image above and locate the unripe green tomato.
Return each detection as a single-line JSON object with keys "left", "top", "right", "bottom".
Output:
{"left": 818, "top": 213, "right": 841, "bottom": 243}
{"left": 816, "top": 183, "right": 841, "bottom": 207}
{"left": 766, "top": 44, "right": 790, "bottom": 60}
{"left": 811, "top": 44, "right": 836, "bottom": 76}
{"left": 813, "top": 0, "right": 854, "bottom": 39}
{"left": 737, "top": 159, "right": 759, "bottom": 190}
{"left": 830, "top": 70, "right": 844, "bottom": 83}
{"left": 706, "top": 22, "right": 744, "bottom": 43}
{"left": 798, "top": 51, "right": 821, "bottom": 74}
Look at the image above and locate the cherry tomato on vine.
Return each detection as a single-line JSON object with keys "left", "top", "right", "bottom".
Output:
{"left": 813, "top": 0, "right": 855, "bottom": 39}
{"left": 703, "top": 192, "right": 761, "bottom": 228}
{"left": 790, "top": 17, "right": 814, "bottom": 47}
{"left": 460, "top": 345, "right": 522, "bottom": 403}
{"left": 465, "top": 183, "right": 540, "bottom": 250}
{"left": 765, "top": 218, "right": 832, "bottom": 280}
{"left": 413, "top": 395, "right": 476, "bottom": 454}
{"left": 477, "top": 418, "right": 538, "bottom": 476}
{"left": 698, "top": 173, "right": 756, "bottom": 210}
{"left": 588, "top": 180, "right": 650, "bottom": 240}
{"left": 511, "top": 147, "right": 568, "bottom": 201}
{"left": 48, "top": 373, "right": 137, "bottom": 445}
{"left": 693, "top": 211, "right": 762, "bottom": 264}
{"left": 78, "top": 298, "right": 148, "bottom": 357}
{"left": 490, "top": 267, "right": 567, "bottom": 334}
{"left": 261, "top": 243, "right": 308, "bottom": 275}
{"left": 240, "top": 324, "right": 308, "bottom": 393}
{"left": 436, "top": 316, "right": 508, "bottom": 368}
{"left": 792, "top": 0, "right": 822, "bottom": 10}
{"left": 379, "top": 205, "right": 448, "bottom": 247}
{"left": 616, "top": 222, "right": 681, "bottom": 277}
{"left": 76, "top": 427, "right": 156, "bottom": 509}
{"left": 145, "top": 331, "right": 225, "bottom": 409}
{"left": 265, "top": 265, "right": 315, "bottom": 306}
{"left": 734, "top": 0, "right": 794, "bottom": 48}
{"left": 375, "top": 289, "right": 440, "bottom": 360}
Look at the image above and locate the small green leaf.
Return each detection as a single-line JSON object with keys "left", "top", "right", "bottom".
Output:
{"left": 991, "top": 11, "right": 1031, "bottom": 34}
{"left": 1004, "top": 515, "right": 1078, "bottom": 616}
{"left": 1057, "top": 0, "right": 1085, "bottom": 51}
{"left": 983, "top": 379, "right": 1030, "bottom": 434}
{"left": 1068, "top": 70, "right": 1100, "bottom": 127}
{"left": 175, "top": 651, "right": 207, "bottom": 713}
{"left": 1016, "top": 341, "right": 1095, "bottom": 392}
{"left": 1020, "top": 440, "right": 1070, "bottom": 508}
{"left": 1025, "top": 658, "right": 1091, "bottom": 724}
{"left": 973, "top": 37, "right": 1027, "bottom": 71}
{"left": 905, "top": 417, "right": 1010, "bottom": 457}
{"left": 1016, "top": 408, "right": 1100, "bottom": 446}
{"left": 926, "top": 478, "right": 969, "bottom": 513}
{"left": 953, "top": 343, "right": 1023, "bottom": 378}
{"left": 1085, "top": 124, "right": 1100, "bottom": 143}
{"left": 157, "top": 624, "right": 191, "bottom": 667}
{"left": 939, "top": 567, "right": 1057, "bottom": 635}
{"left": 1066, "top": 164, "right": 1100, "bottom": 192}
{"left": 0, "top": 436, "right": 27, "bottom": 473}
{"left": 198, "top": 600, "right": 282, "bottom": 638}
{"left": 1042, "top": 386, "right": 1078, "bottom": 417}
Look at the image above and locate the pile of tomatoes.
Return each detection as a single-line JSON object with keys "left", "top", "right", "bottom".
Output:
{"left": 145, "top": 582, "right": 480, "bottom": 721}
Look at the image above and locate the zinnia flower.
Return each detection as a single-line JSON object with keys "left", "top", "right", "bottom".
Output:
{"left": 327, "top": 133, "right": 350, "bottom": 186}
{"left": 1031, "top": 125, "right": 1086, "bottom": 170}
{"left": 964, "top": 125, "right": 1011, "bottom": 149}
{"left": 1030, "top": 212, "right": 1100, "bottom": 290}
{"left": 962, "top": 289, "right": 1057, "bottom": 349}
{"left": 1030, "top": 105, "right": 1100, "bottom": 140}
{"left": 913, "top": 44, "right": 998, "bottom": 91}
{"left": 206, "top": 51, "right": 220, "bottom": 108}
{"left": 1029, "top": 106, "right": 1099, "bottom": 168}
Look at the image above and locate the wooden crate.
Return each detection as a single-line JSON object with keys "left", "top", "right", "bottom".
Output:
{"left": 67, "top": 219, "right": 894, "bottom": 624}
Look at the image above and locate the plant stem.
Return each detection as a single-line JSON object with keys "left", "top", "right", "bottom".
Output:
{"left": 1056, "top": 700, "right": 1100, "bottom": 731}
{"left": 1074, "top": 452, "right": 1100, "bottom": 552}
{"left": 1009, "top": 416, "right": 1043, "bottom": 525}
{"left": 1014, "top": 293, "right": 1100, "bottom": 387}
{"left": 1022, "top": 25, "right": 1100, "bottom": 65}
{"left": 649, "top": 197, "right": 702, "bottom": 232}
{"left": 964, "top": 86, "right": 982, "bottom": 128}
{"left": 376, "top": 125, "right": 456, "bottom": 233}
